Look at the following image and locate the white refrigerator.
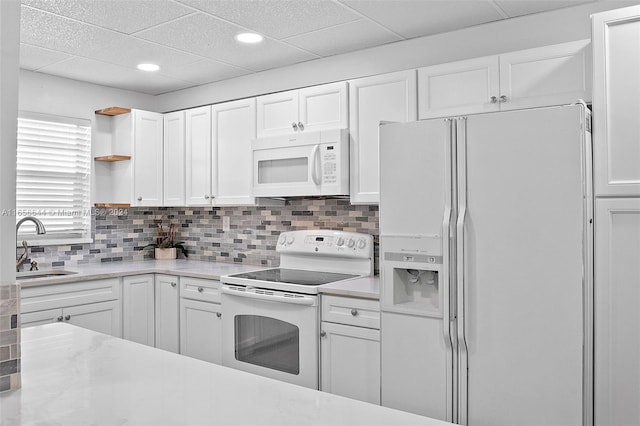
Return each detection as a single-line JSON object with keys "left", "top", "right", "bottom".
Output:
{"left": 379, "top": 104, "right": 593, "bottom": 426}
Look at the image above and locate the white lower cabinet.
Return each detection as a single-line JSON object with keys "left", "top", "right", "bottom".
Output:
{"left": 122, "top": 274, "right": 155, "bottom": 346}
{"left": 155, "top": 274, "right": 180, "bottom": 353}
{"left": 179, "top": 277, "right": 223, "bottom": 364}
{"left": 21, "top": 279, "right": 122, "bottom": 337}
{"left": 320, "top": 295, "right": 381, "bottom": 404}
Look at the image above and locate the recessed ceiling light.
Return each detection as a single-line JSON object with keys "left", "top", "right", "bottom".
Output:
{"left": 235, "top": 32, "right": 263, "bottom": 44}
{"left": 137, "top": 63, "right": 160, "bottom": 72}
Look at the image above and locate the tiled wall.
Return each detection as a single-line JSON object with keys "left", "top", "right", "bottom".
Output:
{"left": 0, "top": 285, "right": 20, "bottom": 392}
{"left": 20, "top": 198, "right": 380, "bottom": 273}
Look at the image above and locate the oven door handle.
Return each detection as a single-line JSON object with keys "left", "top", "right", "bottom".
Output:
{"left": 221, "top": 286, "right": 316, "bottom": 306}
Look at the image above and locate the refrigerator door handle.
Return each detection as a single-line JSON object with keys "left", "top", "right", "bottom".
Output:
{"left": 455, "top": 116, "right": 469, "bottom": 426}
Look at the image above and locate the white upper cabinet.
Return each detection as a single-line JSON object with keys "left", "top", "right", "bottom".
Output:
{"left": 212, "top": 98, "right": 256, "bottom": 206}
{"left": 163, "top": 111, "right": 185, "bottom": 206}
{"left": 418, "top": 40, "right": 591, "bottom": 119}
{"left": 185, "top": 106, "right": 213, "bottom": 206}
{"left": 132, "top": 110, "right": 164, "bottom": 206}
{"left": 348, "top": 70, "right": 417, "bottom": 205}
{"left": 593, "top": 6, "right": 640, "bottom": 197}
{"left": 257, "top": 82, "right": 348, "bottom": 137}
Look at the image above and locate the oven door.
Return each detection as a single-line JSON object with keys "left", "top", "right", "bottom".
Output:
{"left": 221, "top": 285, "right": 319, "bottom": 389}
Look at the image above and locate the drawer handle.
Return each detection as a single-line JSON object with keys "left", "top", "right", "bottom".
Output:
{"left": 197, "top": 287, "right": 204, "bottom": 293}
{"left": 350, "top": 309, "right": 359, "bottom": 317}
{"left": 65, "top": 315, "right": 71, "bottom": 321}
{"left": 216, "top": 312, "right": 222, "bottom": 318}
{"left": 171, "top": 282, "right": 177, "bottom": 287}
{"left": 57, "top": 316, "right": 63, "bottom": 322}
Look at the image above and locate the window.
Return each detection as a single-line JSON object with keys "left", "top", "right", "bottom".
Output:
{"left": 16, "top": 113, "right": 92, "bottom": 244}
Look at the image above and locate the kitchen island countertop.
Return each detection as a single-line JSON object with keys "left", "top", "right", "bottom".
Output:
{"left": 0, "top": 323, "right": 451, "bottom": 426}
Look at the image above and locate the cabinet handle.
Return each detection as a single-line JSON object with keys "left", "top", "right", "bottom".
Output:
{"left": 171, "top": 282, "right": 177, "bottom": 287}
{"left": 350, "top": 309, "right": 359, "bottom": 317}
{"left": 57, "top": 316, "right": 63, "bottom": 322}
{"left": 490, "top": 96, "right": 498, "bottom": 104}
{"left": 216, "top": 312, "right": 222, "bottom": 318}
{"left": 298, "top": 122, "right": 304, "bottom": 131}
{"left": 64, "top": 315, "right": 71, "bottom": 321}
{"left": 197, "top": 287, "right": 204, "bottom": 293}
{"left": 137, "top": 196, "right": 142, "bottom": 201}
{"left": 320, "top": 331, "right": 326, "bottom": 337}
{"left": 499, "top": 95, "right": 508, "bottom": 103}
{"left": 204, "top": 195, "right": 210, "bottom": 200}
{"left": 292, "top": 122, "right": 298, "bottom": 131}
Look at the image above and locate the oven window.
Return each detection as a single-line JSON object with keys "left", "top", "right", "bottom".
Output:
{"left": 234, "top": 315, "right": 300, "bottom": 375}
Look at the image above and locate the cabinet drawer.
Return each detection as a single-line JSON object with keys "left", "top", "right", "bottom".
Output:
{"left": 180, "top": 277, "right": 221, "bottom": 303}
{"left": 21, "top": 278, "right": 121, "bottom": 314}
{"left": 321, "top": 295, "right": 380, "bottom": 329}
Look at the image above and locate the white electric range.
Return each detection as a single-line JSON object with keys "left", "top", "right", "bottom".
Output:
{"left": 220, "top": 230, "right": 374, "bottom": 389}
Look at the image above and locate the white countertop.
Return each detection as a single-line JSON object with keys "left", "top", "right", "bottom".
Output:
{"left": 18, "top": 260, "right": 380, "bottom": 299}
{"left": 0, "top": 324, "right": 451, "bottom": 426}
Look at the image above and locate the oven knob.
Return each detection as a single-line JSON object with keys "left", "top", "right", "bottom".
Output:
{"left": 357, "top": 238, "right": 366, "bottom": 249}
{"left": 347, "top": 238, "right": 355, "bottom": 248}
{"left": 278, "top": 235, "right": 286, "bottom": 245}
{"left": 336, "top": 237, "right": 344, "bottom": 246}
{"left": 286, "top": 235, "right": 295, "bottom": 245}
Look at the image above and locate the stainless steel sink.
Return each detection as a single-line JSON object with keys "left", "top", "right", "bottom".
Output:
{"left": 16, "top": 270, "right": 78, "bottom": 279}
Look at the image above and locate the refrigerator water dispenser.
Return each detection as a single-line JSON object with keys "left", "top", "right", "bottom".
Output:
{"left": 389, "top": 268, "right": 440, "bottom": 316}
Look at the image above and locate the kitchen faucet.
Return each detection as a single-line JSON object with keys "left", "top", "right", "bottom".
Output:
{"left": 15, "top": 216, "right": 46, "bottom": 272}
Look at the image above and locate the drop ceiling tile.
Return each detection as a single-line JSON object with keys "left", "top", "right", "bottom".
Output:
{"left": 21, "top": 0, "right": 194, "bottom": 34}
{"left": 177, "top": 0, "right": 360, "bottom": 40}
{"left": 20, "top": 43, "right": 73, "bottom": 71}
{"left": 285, "top": 19, "right": 402, "bottom": 57}
{"left": 136, "top": 13, "right": 318, "bottom": 72}
{"left": 493, "top": 0, "right": 594, "bottom": 17}
{"left": 37, "top": 56, "right": 195, "bottom": 95}
{"left": 161, "top": 59, "right": 252, "bottom": 85}
{"left": 21, "top": 6, "right": 203, "bottom": 70}
{"left": 341, "top": 0, "right": 504, "bottom": 39}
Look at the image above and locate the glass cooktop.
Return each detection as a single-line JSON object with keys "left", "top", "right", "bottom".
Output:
{"left": 229, "top": 268, "right": 357, "bottom": 286}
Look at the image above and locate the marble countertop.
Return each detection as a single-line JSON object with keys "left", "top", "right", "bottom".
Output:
{"left": 0, "top": 324, "right": 451, "bottom": 426}
{"left": 18, "top": 260, "right": 380, "bottom": 299}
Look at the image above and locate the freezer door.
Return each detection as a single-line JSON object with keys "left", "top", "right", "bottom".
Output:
{"left": 456, "top": 105, "right": 591, "bottom": 425}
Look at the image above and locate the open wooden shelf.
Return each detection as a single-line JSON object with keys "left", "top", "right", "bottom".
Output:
{"left": 95, "top": 107, "right": 131, "bottom": 116}
{"left": 94, "top": 155, "right": 131, "bottom": 162}
{"left": 94, "top": 203, "right": 130, "bottom": 208}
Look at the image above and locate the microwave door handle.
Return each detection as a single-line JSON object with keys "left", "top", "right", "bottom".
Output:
{"left": 311, "top": 144, "right": 321, "bottom": 186}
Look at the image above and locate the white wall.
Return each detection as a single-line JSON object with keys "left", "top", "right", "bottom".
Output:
{"left": 155, "top": 1, "right": 640, "bottom": 112}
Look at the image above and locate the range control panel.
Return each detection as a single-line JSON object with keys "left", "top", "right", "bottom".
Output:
{"left": 277, "top": 230, "right": 373, "bottom": 259}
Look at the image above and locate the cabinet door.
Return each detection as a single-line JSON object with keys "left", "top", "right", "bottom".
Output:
{"left": 499, "top": 40, "right": 591, "bottom": 112}
{"left": 212, "top": 98, "right": 256, "bottom": 206}
{"left": 595, "top": 198, "right": 640, "bottom": 426}
{"left": 349, "top": 70, "right": 417, "bottom": 204}
{"left": 65, "top": 300, "right": 122, "bottom": 337}
{"left": 132, "top": 110, "right": 164, "bottom": 206}
{"left": 185, "top": 106, "right": 213, "bottom": 205}
{"left": 163, "top": 111, "right": 185, "bottom": 206}
{"left": 21, "top": 308, "right": 62, "bottom": 328}
{"left": 299, "top": 82, "right": 348, "bottom": 133}
{"left": 593, "top": 7, "right": 640, "bottom": 196}
{"left": 256, "top": 89, "right": 299, "bottom": 137}
{"left": 155, "top": 274, "right": 180, "bottom": 353}
{"left": 418, "top": 56, "right": 499, "bottom": 119}
{"left": 122, "top": 274, "right": 155, "bottom": 346}
{"left": 180, "top": 298, "right": 222, "bottom": 364}
{"left": 320, "top": 322, "right": 380, "bottom": 405}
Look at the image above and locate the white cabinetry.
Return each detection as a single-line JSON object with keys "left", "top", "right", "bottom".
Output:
{"left": 185, "top": 106, "right": 213, "bottom": 206}
{"left": 163, "top": 111, "right": 186, "bottom": 206}
{"left": 132, "top": 110, "right": 164, "bottom": 206}
{"left": 155, "top": 274, "right": 180, "bottom": 353}
{"left": 348, "top": 70, "right": 417, "bottom": 204}
{"left": 179, "top": 277, "right": 222, "bottom": 364}
{"left": 320, "top": 295, "right": 380, "bottom": 404}
{"left": 418, "top": 40, "right": 591, "bottom": 119}
{"left": 211, "top": 98, "right": 257, "bottom": 206}
{"left": 257, "top": 82, "right": 348, "bottom": 137}
{"left": 21, "top": 278, "right": 122, "bottom": 337}
{"left": 595, "top": 198, "right": 640, "bottom": 426}
{"left": 122, "top": 274, "right": 155, "bottom": 346}
{"left": 593, "top": 6, "right": 640, "bottom": 197}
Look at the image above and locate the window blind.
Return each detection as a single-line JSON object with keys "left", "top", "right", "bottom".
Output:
{"left": 16, "top": 115, "right": 91, "bottom": 241}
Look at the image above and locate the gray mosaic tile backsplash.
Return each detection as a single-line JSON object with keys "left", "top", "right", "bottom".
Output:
{"left": 0, "top": 284, "right": 20, "bottom": 392}
{"left": 20, "top": 198, "right": 380, "bottom": 274}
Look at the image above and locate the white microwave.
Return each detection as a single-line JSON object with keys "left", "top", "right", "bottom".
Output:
{"left": 251, "top": 129, "right": 349, "bottom": 197}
